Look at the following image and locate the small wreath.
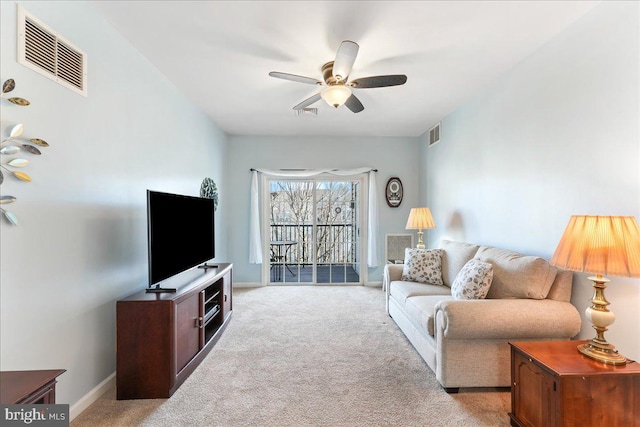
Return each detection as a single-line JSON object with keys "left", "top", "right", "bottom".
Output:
{"left": 200, "top": 177, "right": 219, "bottom": 211}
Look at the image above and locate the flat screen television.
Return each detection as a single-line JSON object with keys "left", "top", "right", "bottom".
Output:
{"left": 146, "top": 190, "right": 216, "bottom": 292}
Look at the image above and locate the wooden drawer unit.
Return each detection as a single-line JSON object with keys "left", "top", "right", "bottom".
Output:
{"left": 509, "top": 340, "right": 640, "bottom": 427}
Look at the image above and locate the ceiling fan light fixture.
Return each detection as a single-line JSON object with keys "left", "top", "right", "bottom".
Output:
{"left": 269, "top": 40, "right": 406, "bottom": 113}
{"left": 321, "top": 85, "right": 352, "bottom": 108}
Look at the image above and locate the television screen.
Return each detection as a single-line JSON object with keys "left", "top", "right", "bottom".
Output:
{"left": 147, "top": 190, "right": 215, "bottom": 286}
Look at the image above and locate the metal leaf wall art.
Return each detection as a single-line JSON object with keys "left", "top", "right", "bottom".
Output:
{"left": 0, "top": 78, "right": 50, "bottom": 225}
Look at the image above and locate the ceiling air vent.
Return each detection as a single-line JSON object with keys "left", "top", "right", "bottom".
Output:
{"left": 428, "top": 122, "right": 441, "bottom": 147}
{"left": 17, "top": 5, "right": 87, "bottom": 97}
{"left": 295, "top": 108, "right": 318, "bottom": 117}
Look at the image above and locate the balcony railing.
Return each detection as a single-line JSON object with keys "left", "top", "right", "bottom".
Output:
{"left": 270, "top": 223, "right": 357, "bottom": 265}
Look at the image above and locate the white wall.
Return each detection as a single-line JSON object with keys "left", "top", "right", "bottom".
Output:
{"left": 227, "top": 135, "right": 420, "bottom": 285}
{"left": 421, "top": 1, "right": 640, "bottom": 360}
{"left": 0, "top": 0, "right": 228, "bottom": 410}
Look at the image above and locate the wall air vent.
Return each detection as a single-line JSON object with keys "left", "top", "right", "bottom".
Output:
{"left": 17, "top": 5, "right": 87, "bottom": 97}
{"left": 428, "top": 122, "right": 441, "bottom": 147}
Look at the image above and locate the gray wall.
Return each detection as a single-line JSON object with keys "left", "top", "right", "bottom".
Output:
{"left": 227, "top": 135, "right": 421, "bottom": 285}
{"left": 0, "top": 0, "right": 228, "bottom": 410}
{"left": 421, "top": 1, "right": 640, "bottom": 360}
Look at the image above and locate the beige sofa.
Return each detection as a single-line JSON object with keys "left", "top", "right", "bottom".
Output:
{"left": 384, "top": 240, "right": 581, "bottom": 392}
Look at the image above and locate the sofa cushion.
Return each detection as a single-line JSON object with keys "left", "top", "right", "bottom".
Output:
{"left": 475, "top": 246, "right": 557, "bottom": 299}
{"left": 439, "top": 240, "right": 481, "bottom": 287}
{"left": 402, "top": 248, "right": 444, "bottom": 286}
{"left": 405, "top": 295, "right": 455, "bottom": 336}
{"left": 451, "top": 259, "right": 494, "bottom": 300}
{"left": 545, "top": 269, "right": 573, "bottom": 303}
{"left": 389, "top": 281, "right": 452, "bottom": 306}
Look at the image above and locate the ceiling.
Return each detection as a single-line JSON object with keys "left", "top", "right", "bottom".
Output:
{"left": 91, "top": 1, "right": 600, "bottom": 137}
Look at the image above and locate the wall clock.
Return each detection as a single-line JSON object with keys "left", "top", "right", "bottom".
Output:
{"left": 385, "top": 177, "right": 403, "bottom": 208}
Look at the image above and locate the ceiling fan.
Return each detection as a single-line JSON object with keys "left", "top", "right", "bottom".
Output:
{"left": 268, "top": 40, "right": 407, "bottom": 114}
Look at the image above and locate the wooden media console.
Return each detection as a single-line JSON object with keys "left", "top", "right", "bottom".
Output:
{"left": 116, "top": 263, "right": 232, "bottom": 399}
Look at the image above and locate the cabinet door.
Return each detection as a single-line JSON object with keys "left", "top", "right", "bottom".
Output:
{"left": 175, "top": 292, "right": 202, "bottom": 373}
{"left": 223, "top": 271, "right": 232, "bottom": 318}
{"left": 513, "top": 350, "right": 555, "bottom": 427}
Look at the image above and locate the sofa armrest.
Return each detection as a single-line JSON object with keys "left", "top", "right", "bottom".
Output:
{"left": 435, "top": 299, "right": 581, "bottom": 340}
{"left": 383, "top": 264, "right": 404, "bottom": 313}
{"left": 384, "top": 264, "right": 404, "bottom": 282}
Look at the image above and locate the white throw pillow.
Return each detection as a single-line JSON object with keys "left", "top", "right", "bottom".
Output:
{"left": 451, "top": 259, "right": 494, "bottom": 300}
{"left": 401, "top": 248, "right": 444, "bottom": 286}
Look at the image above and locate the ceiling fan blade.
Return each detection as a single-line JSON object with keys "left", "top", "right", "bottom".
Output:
{"left": 332, "top": 40, "right": 359, "bottom": 82}
{"left": 350, "top": 75, "right": 407, "bottom": 88}
{"left": 344, "top": 94, "right": 364, "bottom": 114}
{"left": 269, "top": 72, "right": 322, "bottom": 85}
{"left": 293, "top": 93, "right": 322, "bottom": 110}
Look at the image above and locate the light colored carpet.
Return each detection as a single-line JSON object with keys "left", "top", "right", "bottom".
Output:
{"left": 72, "top": 286, "right": 510, "bottom": 426}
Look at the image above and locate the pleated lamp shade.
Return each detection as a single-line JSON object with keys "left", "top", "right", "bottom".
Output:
{"left": 405, "top": 208, "right": 436, "bottom": 230}
{"left": 550, "top": 215, "right": 640, "bottom": 278}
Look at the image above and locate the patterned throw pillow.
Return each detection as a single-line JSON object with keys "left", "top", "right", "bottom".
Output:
{"left": 451, "top": 259, "right": 494, "bottom": 300}
{"left": 401, "top": 248, "right": 444, "bottom": 286}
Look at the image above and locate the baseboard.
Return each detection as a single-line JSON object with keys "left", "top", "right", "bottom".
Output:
{"left": 234, "top": 282, "right": 265, "bottom": 288}
{"left": 69, "top": 371, "right": 115, "bottom": 421}
{"left": 364, "top": 281, "right": 382, "bottom": 288}
{"left": 235, "top": 282, "right": 382, "bottom": 288}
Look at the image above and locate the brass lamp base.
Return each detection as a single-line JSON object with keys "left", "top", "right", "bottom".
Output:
{"left": 577, "top": 340, "right": 627, "bottom": 365}
{"left": 578, "top": 275, "right": 628, "bottom": 366}
{"left": 416, "top": 230, "right": 425, "bottom": 249}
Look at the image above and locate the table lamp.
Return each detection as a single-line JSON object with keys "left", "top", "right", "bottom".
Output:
{"left": 405, "top": 207, "right": 436, "bottom": 250}
{"left": 550, "top": 215, "right": 640, "bottom": 365}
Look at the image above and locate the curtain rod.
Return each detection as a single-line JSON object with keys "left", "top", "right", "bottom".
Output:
{"left": 250, "top": 168, "right": 378, "bottom": 172}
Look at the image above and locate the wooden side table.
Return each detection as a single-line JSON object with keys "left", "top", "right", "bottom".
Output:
{"left": 0, "top": 370, "right": 66, "bottom": 404}
{"left": 509, "top": 340, "right": 640, "bottom": 427}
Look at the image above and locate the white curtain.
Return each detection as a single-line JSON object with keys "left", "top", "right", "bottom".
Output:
{"left": 367, "top": 171, "right": 379, "bottom": 267}
{"left": 248, "top": 168, "right": 380, "bottom": 267}
{"left": 249, "top": 170, "right": 262, "bottom": 264}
